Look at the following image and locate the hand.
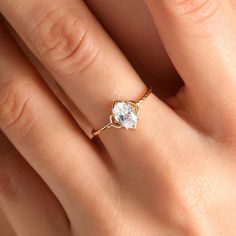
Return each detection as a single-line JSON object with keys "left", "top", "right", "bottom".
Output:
{"left": 1, "top": 0, "right": 236, "bottom": 235}
{"left": 0, "top": 1, "right": 179, "bottom": 234}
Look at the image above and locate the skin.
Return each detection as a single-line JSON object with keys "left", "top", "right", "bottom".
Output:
{"left": 83, "top": 0, "right": 182, "bottom": 98}
{"left": 1, "top": 0, "right": 236, "bottom": 235}
{"left": 0, "top": 208, "right": 15, "bottom": 236}
{"left": 0, "top": 2, "right": 177, "bottom": 233}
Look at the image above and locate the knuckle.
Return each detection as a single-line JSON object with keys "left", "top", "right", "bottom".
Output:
{"left": 28, "top": 7, "right": 98, "bottom": 76}
{"left": 165, "top": 0, "right": 220, "bottom": 25}
{"left": 0, "top": 80, "right": 38, "bottom": 137}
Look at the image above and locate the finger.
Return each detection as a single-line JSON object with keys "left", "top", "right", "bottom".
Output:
{"left": 144, "top": 0, "right": 236, "bottom": 90}
{"left": 4, "top": 20, "right": 92, "bottom": 136}
{"left": 145, "top": 1, "right": 236, "bottom": 132}
{"left": 0, "top": 0, "right": 187, "bottom": 171}
{"left": 0, "top": 132, "right": 70, "bottom": 236}
{"left": 84, "top": 0, "right": 181, "bottom": 98}
{"left": 0, "top": 22, "right": 114, "bottom": 225}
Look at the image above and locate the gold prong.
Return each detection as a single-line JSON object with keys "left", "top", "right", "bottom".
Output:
{"left": 91, "top": 87, "right": 151, "bottom": 138}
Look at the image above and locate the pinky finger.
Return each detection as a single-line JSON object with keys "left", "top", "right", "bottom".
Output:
{"left": 0, "top": 131, "right": 70, "bottom": 236}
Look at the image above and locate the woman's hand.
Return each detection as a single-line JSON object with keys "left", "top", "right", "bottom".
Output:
{"left": 1, "top": 0, "right": 236, "bottom": 235}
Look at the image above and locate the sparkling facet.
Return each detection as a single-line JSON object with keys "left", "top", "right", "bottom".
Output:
{"left": 112, "top": 102, "right": 138, "bottom": 129}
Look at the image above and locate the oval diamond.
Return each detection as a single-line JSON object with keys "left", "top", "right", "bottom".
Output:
{"left": 112, "top": 102, "right": 138, "bottom": 129}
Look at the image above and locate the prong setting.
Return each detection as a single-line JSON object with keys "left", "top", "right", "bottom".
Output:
{"left": 112, "top": 100, "right": 139, "bottom": 130}
{"left": 92, "top": 87, "right": 151, "bottom": 137}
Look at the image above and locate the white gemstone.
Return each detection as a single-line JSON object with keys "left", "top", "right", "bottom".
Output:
{"left": 112, "top": 102, "right": 138, "bottom": 129}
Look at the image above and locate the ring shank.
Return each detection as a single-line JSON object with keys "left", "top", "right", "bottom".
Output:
{"left": 92, "top": 123, "right": 112, "bottom": 136}
{"left": 136, "top": 87, "right": 152, "bottom": 105}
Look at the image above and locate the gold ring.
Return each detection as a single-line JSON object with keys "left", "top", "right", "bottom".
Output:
{"left": 92, "top": 87, "right": 152, "bottom": 137}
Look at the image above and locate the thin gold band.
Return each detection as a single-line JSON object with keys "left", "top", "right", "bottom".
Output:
{"left": 92, "top": 87, "right": 152, "bottom": 137}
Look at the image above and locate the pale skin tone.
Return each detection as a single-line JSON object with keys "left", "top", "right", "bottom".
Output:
{"left": 1, "top": 0, "right": 236, "bottom": 235}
